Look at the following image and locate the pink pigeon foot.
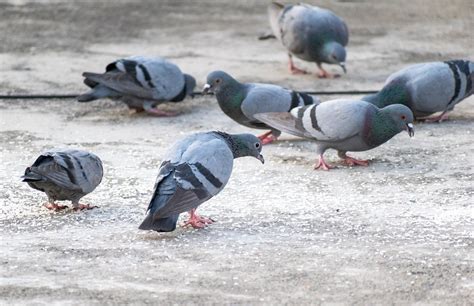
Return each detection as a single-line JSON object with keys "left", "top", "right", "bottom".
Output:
{"left": 342, "top": 156, "right": 369, "bottom": 167}
{"left": 313, "top": 155, "right": 334, "bottom": 171}
{"left": 316, "top": 63, "right": 340, "bottom": 79}
{"left": 258, "top": 131, "right": 277, "bottom": 145}
{"left": 183, "top": 209, "right": 214, "bottom": 229}
{"left": 73, "top": 204, "right": 98, "bottom": 211}
{"left": 44, "top": 203, "right": 68, "bottom": 211}
{"left": 288, "top": 55, "right": 308, "bottom": 74}
{"left": 423, "top": 111, "right": 450, "bottom": 123}
{"left": 145, "top": 108, "right": 178, "bottom": 117}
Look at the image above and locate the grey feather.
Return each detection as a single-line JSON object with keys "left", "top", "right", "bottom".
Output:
{"left": 363, "top": 60, "right": 474, "bottom": 118}
{"left": 205, "top": 70, "right": 319, "bottom": 138}
{"left": 23, "top": 149, "right": 103, "bottom": 205}
{"left": 255, "top": 99, "right": 414, "bottom": 168}
{"left": 139, "top": 131, "right": 264, "bottom": 232}
{"left": 77, "top": 56, "right": 196, "bottom": 110}
{"left": 268, "top": 3, "right": 349, "bottom": 68}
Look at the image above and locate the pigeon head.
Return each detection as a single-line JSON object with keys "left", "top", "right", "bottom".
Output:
{"left": 184, "top": 74, "right": 197, "bottom": 98}
{"left": 382, "top": 104, "right": 415, "bottom": 137}
{"left": 231, "top": 133, "right": 265, "bottom": 164}
{"left": 203, "top": 71, "right": 237, "bottom": 95}
{"left": 323, "top": 42, "right": 347, "bottom": 73}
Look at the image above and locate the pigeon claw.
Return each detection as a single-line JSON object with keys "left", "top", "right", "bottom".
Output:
{"left": 183, "top": 209, "right": 214, "bottom": 229}
{"left": 342, "top": 156, "right": 369, "bottom": 167}
{"left": 73, "top": 204, "right": 98, "bottom": 211}
{"left": 145, "top": 108, "right": 178, "bottom": 117}
{"left": 257, "top": 131, "right": 277, "bottom": 145}
{"left": 313, "top": 155, "right": 334, "bottom": 171}
{"left": 44, "top": 203, "right": 68, "bottom": 211}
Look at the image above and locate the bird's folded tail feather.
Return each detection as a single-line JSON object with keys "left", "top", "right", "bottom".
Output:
{"left": 254, "top": 112, "right": 308, "bottom": 138}
{"left": 77, "top": 82, "right": 118, "bottom": 102}
{"left": 21, "top": 168, "right": 44, "bottom": 182}
{"left": 138, "top": 213, "right": 179, "bottom": 232}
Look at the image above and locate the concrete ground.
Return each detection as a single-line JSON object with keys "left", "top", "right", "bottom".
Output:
{"left": 0, "top": 0, "right": 473, "bottom": 304}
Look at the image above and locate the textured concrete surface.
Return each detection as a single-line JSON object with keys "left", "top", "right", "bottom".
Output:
{"left": 0, "top": 0, "right": 473, "bottom": 304}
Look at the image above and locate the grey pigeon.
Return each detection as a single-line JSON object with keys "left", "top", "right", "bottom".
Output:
{"left": 138, "top": 131, "right": 264, "bottom": 232}
{"left": 363, "top": 60, "right": 474, "bottom": 122}
{"left": 268, "top": 2, "right": 349, "bottom": 77}
{"left": 77, "top": 56, "right": 196, "bottom": 116}
{"left": 255, "top": 99, "right": 414, "bottom": 170}
{"left": 22, "top": 149, "right": 103, "bottom": 210}
{"left": 203, "top": 70, "right": 319, "bottom": 144}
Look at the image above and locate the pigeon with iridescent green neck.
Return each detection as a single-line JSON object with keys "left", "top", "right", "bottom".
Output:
{"left": 139, "top": 131, "right": 264, "bottom": 232}
{"left": 77, "top": 56, "right": 196, "bottom": 116}
{"left": 268, "top": 2, "right": 349, "bottom": 78}
{"left": 363, "top": 60, "right": 473, "bottom": 122}
{"left": 203, "top": 70, "right": 319, "bottom": 144}
{"left": 255, "top": 99, "right": 414, "bottom": 170}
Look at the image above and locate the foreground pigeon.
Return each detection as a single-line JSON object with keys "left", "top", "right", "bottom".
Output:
{"left": 363, "top": 60, "right": 473, "bottom": 122}
{"left": 203, "top": 70, "right": 319, "bottom": 144}
{"left": 22, "top": 149, "right": 103, "bottom": 210}
{"left": 139, "top": 131, "right": 264, "bottom": 232}
{"left": 268, "top": 2, "right": 349, "bottom": 77}
{"left": 77, "top": 56, "right": 196, "bottom": 116}
{"left": 255, "top": 100, "right": 414, "bottom": 170}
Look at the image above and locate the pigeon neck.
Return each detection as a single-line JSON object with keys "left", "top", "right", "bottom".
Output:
{"left": 364, "top": 108, "right": 400, "bottom": 147}
{"left": 213, "top": 131, "right": 246, "bottom": 159}
{"left": 369, "top": 80, "right": 411, "bottom": 108}
{"left": 215, "top": 82, "right": 246, "bottom": 118}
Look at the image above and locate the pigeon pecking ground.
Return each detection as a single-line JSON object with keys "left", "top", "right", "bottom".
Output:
{"left": 0, "top": 0, "right": 473, "bottom": 304}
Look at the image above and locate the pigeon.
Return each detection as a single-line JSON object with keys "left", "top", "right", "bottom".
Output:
{"left": 363, "top": 60, "right": 474, "bottom": 122}
{"left": 255, "top": 99, "right": 414, "bottom": 170}
{"left": 268, "top": 2, "right": 349, "bottom": 78}
{"left": 138, "top": 131, "right": 264, "bottom": 232}
{"left": 203, "top": 70, "right": 319, "bottom": 144}
{"left": 77, "top": 56, "right": 196, "bottom": 116}
{"left": 22, "top": 149, "right": 103, "bottom": 210}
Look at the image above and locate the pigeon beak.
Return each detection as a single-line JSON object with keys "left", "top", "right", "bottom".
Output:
{"left": 339, "top": 62, "right": 347, "bottom": 74}
{"left": 406, "top": 123, "right": 414, "bottom": 137}
{"left": 257, "top": 154, "right": 265, "bottom": 164}
{"left": 202, "top": 84, "right": 212, "bottom": 95}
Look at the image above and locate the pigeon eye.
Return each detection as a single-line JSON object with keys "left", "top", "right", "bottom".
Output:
{"left": 255, "top": 142, "right": 261, "bottom": 149}
{"left": 215, "top": 79, "right": 221, "bottom": 84}
{"left": 401, "top": 115, "right": 406, "bottom": 120}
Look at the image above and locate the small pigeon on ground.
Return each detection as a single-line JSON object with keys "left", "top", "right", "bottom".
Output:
{"left": 77, "top": 56, "right": 196, "bottom": 116}
{"left": 363, "top": 60, "right": 473, "bottom": 122}
{"left": 255, "top": 99, "right": 414, "bottom": 170}
{"left": 203, "top": 70, "right": 319, "bottom": 144}
{"left": 22, "top": 149, "right": 103, "bottom": 210}
{"left": 268, "top": 2, "right": 349, "bottom": 78}
{"left": 138, "top": 131, "right": 264, "bottom": 232}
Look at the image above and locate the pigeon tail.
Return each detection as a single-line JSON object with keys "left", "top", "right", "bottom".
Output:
{"left": 77, "top": 84, "right": 118, "bottom": 102}
{"left": 21, "top": 168, "right": 44, "bottom": 182}
{"left": 138, "top": 213, "right": 179, "bottom": 232}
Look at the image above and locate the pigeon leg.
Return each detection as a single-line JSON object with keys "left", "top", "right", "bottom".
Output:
{"left": 183, "top": 209, "right": 214, "bottom": 229}
{"left": 423, "top": 111, "right": 450, "bottom": 123}
{"left": 338, "top": 151, "right": 369, "bottom": 166}
{"left": 143, "top": 101, "right": 178, "bottom": 117}
{"left": 313, "top": 154, "right": 333, "bottom": 171}
{"left": 144, "top": 108, "right": 178, "bottom": 117}
{"left": 257, "top": 131, "right": 277, "bottom": 145}
{"left": 72, "top": 203, "right": 98, "bottom": 211}
{"left": 44, "top": 202, "right": 68, "bottom": 211}
{"left": 288, "top": 54, "right": 308, "bottom": 74}
{"left": 258, "top": 130, "right": 272, "bottom": 140}
{"left": 261, "top": 135, "right": 277, "bottom": 145}
{"left": 317, "top": 63, "right": 339, "bottom": 79}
